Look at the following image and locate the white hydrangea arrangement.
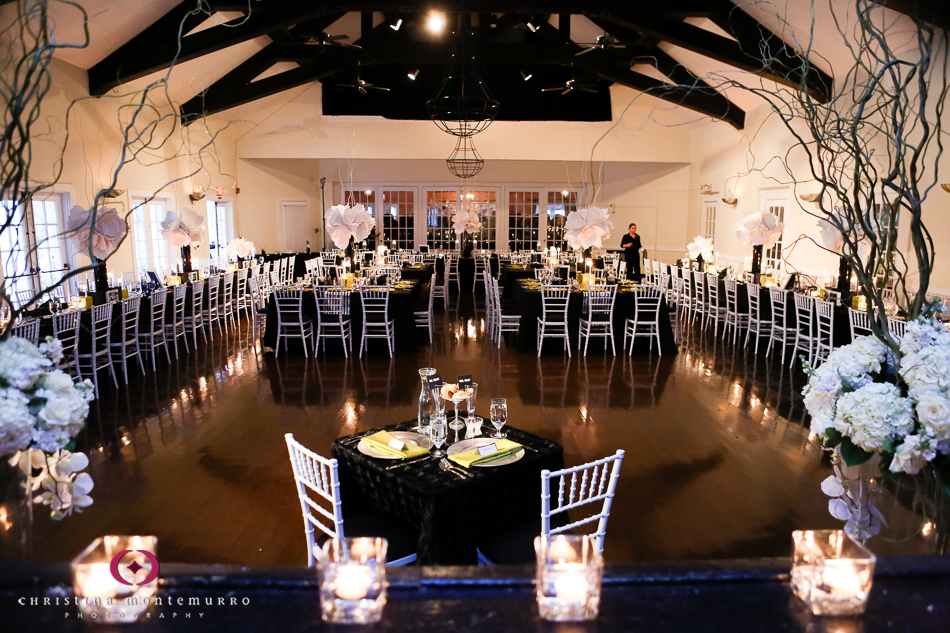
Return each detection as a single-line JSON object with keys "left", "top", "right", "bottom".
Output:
{"left": 803, "top": 306, "right": 950, "bottom": 537}
{"left": 0, "top": 336, "right": 96, "bottom": 519}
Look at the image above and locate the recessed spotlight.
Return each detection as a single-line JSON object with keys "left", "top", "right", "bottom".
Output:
{"left": 562, "top": 190, "right": 569, "bottom": 196}
{"left": 520, "top": 70, "right": 533, "bottom": 81}
{"left": 427, "top": 11, "right": 446, "bottom": 34}
{"left": 390, "top": 18, "right": 402, "bottom": 31}
{"left": 526, "top": 21, "right": 537, "bottom": 32}
{"left": 408, "top": 69, "right": 420, "bottom": 80}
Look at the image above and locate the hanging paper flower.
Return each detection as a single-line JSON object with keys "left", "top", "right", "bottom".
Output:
{"left": 817, "top": 211, "right": 872, "bottom": 258}
{"left": 452, "top": 208, "right": 481, "bottom": 234}
{"left": 161, "top": 208, "right": 206, "bottom": 248}
{"left": 687, "top": 235, "right": 714, "bottom": 261}
{"left": 226, "top": 237, "right": 255, "bottom": 259}
{"left": 66, "top": 206, "right": 128, "bottom": 260}
{"left": 735, "top": 211, "right": 784, "bottom": 248}
{"left": 325, "top": 204, "right": 376, "bottom": 250}
{"left": 564, "top": 206, "right": 614, "bottom": 250}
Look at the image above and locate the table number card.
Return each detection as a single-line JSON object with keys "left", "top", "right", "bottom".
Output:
{"left": 477, "top": 443, "right": 498, "bottom": 457}
{"left": 457, "top": 375, "right": 473, "bottom": 390}
{"left": 387, "top": 437, "right": 407, "bottom": 451}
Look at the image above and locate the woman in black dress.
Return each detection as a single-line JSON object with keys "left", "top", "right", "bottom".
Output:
{"left": 620, "top": 223, "right": 642, "bottom": 281}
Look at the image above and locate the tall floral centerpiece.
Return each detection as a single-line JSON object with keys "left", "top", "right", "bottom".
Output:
{"left": 687, "top": 236, "right": 714, "bottom": 271}
{"left": 735, "top": 211, "right": 784, "bottom": 283}
{"left": 161, "top": 209, "right": 207, "bottom": 273}
{"left": 66, "top": 205, "right": 128, "bottom": 303}
{"left": 452, "top": 206, "right": 481, "bottom": 257}
{"left": 564, "top": 207, "right": 614, "bottom": 260}
{"left": 325, "top": 204, "right": 375, "bottom": 266}
{"left": 226, "top": 237, "right": 256, "bottom": 264}
{"left": 1, "top": 337, "right": 95, "bottom": 526}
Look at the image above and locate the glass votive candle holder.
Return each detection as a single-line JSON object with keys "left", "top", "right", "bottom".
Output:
{"left": 534, "top": 534, "right": 603, "bottom": 622}
{"left": 319, "top": 537, "right": 388, "bottom": 624}
{"left": 791, "top": 529, "right": 876, "bottom": 616}
{"left": 71, "top": 535, "right": 159, "bottom": 624}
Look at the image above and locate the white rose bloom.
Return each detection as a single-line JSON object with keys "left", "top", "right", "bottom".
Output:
{"left": 38, "top": 338, "right": 64, "bottom": 364}
{"left": 914, "top": 392, "right": 950, "bottom": 441}
{"left": 834, "top": 383, "right": 914, "bottom": 452}
{"left": 0, "top": 388, "right": 35, "bottom": 457}
{"left": 889, "top": 434, "right": 937, "bottom": 475}
{"left": 36, "top": 370, "right": 75, "bottom": 395}
{"left": 37, "top": 391, "right": 74, "bottom": 426}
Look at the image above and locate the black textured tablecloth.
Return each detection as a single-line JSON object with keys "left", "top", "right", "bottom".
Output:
{"left": 262, "top": 281, "right": 422, "bottom": 354}
{"left": 500, "top": 264, "right": 536, "bottom": 299}
{"left": 399, "top": 264, "right": 434, "bottom": 285}
{"left": 332, "top": 420, "right": 564, "bottom": 565}
{"left": 511, "top": 281, "right": 679, "bottom": 355}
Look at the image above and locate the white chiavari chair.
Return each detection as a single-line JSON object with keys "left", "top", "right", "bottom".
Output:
{"left": 744, "top": 283, "right": 768, "bottom": 353}
{"left": 815, "top": 298, "right": 835, "bottom": 365}
{"left": 284, "top": 433, "right": 418, "bottom": 567}
{"left": 887, "top": 316, "right": 906, "bottom": 338}
{"left": 431, "top": 264, "right": 448, "bottom": 309}
{"left": 11, "top": 318, "right": 40, "bottom": 344}
{"left": 624, "top": 286, "right": 663, "bottom": 355}
{"left": 791, "top": 293, "right": 817, "bottom": 368}
{"left": 138, "top": 289, "right": 170, "bottom": 371}
{"left": 77, "top": 302, "right": 117, "bottom": 399}
{"left": 358, "top": 286, "right": 395, "bottom": 358}
{"left": 110, "top": 296, "right": 145, "bottom": 383}
{"left": 220, "top": 272, "right": 235, "bottom": 333}
{"left": 274, "top": 288, "right": 315, "bottom": 357}
{"left": 315, "top": 286, "right": 352, "bottom": 357}
{"left": 184, "top": 279, "right": 207, "bottom": 347}
{"left": 767, "top": 288, "right": 797, "bottom": 364}
{"left": 705, "top": 273, "right": 727, "bottom": 334}
{"left": 235, "top": 267, "right": 250, "bottom": 324}
{"left": 246, "top": 277, "right": 268, "bottom": 341}
{"left": 164, "top": 284, "right": 189, "bottom": 359}
{"left": 849, "top": 307, "right": 873, "bottom": 339}
{"left": 537, "top": 285, "right": 571, "bottom": 357}
{"left": 490, "top": 276, "right": 521, "bottom": 348}
{"left": 579, "top": 284, "right": 617, "bottom": 356}
{"left": 202, "top": 275, "right": 222, "bottom": 341}
{"left": 476, "top": 450, "right": 625, "bottom": 565}
{"left": 722, "top": 278, "right": 749, "bottom": 345}
{"left": 414, "top": 277, "right": 436, "bottom": 344}
{"left": 692, "top": 272, "right": 706, "bottom": 327}
{"left": 51, "top": 310, "right": 81, "bottom": 377}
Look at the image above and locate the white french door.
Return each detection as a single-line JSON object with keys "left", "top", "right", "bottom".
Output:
{"left": 761, "top": 192, "right": 787, "bottom": 271}
{"left": 131, "top": 196, "right": 171, "bottom": 277}
{"left": 0, "top": 193, "right": 70, "bottom": 304}
{"left": 206, "top": 199, "right": 234, "bottom": 263}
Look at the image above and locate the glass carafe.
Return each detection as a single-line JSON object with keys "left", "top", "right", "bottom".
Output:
{"left": 416, "top": 368, "right": 438, "bottom": 435}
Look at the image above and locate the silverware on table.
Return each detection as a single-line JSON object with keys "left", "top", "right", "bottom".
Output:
{"left": 439, "top": 458, "right": 473, "bottom": 479}
{"left": 385, "top": 455, "right": 433, "bottom": 470}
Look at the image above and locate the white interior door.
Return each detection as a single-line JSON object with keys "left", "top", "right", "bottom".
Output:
{"left": 280, "top": 200, "right": 310, "bottom": 252}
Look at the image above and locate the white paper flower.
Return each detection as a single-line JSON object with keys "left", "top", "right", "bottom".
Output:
{"left": 325, "top": 204, "right": 377, "bottom": 249}
{"left": 67, "top": 205, "right": 127, "bottom": 260}
{"left": 564, "top": 207, "right": 614, "bottom": 251}
{"left": 686, "top": 235, "right": 714, "bottom": 261}
{"left": 452, "top": 208, "right": 481, "bottom": 235}
{"left": 226, "top": 237, "right": 255, "bottom": 259}
{"left": 161, "top": 208, "right": 206, "bottom": 248}
{"left": 735, "top": 211, "right": 784, "bottom": 248}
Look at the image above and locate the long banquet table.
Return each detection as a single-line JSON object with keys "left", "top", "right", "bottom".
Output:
{"left": 332, "top": 420, "right": 564, "bottom": 565}
{"left": 510, "top": 280, "right": 679, "bottom": 355}
{"left": 262, "top": 280, "right": 423, "bottom": 354}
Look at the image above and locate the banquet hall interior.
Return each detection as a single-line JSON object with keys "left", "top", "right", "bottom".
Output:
{"left": 2, "top": 0, "right": 950, "bottom": 630}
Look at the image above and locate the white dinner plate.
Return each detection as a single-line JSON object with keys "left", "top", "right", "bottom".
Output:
{"left": 357, "top": 431, "right": 432, "bottom": 460}
{"left": 446, "top": 438, "right": 525, "bottom": 467}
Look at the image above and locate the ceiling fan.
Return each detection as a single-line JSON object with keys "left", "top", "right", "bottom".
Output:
{"left": 332, "top": 66, "right": 390, "bottom": 95}
{"left": 541, "top": 79, "right": 600, "bottom": 95}
{"left": 574, "top": 34, "right": 626, "bottom": 56}
{"left": 302, "top": 32, "right": 361, "bottom": 49}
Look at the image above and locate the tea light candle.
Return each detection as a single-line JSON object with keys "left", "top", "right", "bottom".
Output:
{"left": 554, "top": 571, "right": 589, "bottom": 602}
{"left": 334, "top": 565, "right": 372, "bottom": 601}
{"left": 350, "top": 538, "right": 377, "bottom": 561}
{"left": 549, "top": 535, "right": 577, "bottom": 562}
{"left": 823, "top": 560, "right": 862, "bottom": 599}
{"left": 80, "top": 563, "right": 120, "bottom": 599}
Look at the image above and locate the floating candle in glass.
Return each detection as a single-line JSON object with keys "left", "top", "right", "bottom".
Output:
{"left": 791, "top": 530, "right": 875, "bottom": 616}
{"left": 71, "top": 535, "right": 159, "bottom": 624}
{"left": 319, "top": 537, "right": 387, "bottom": 624}
{"left": 534, "top": 535, "right": 603, "bottom": 622}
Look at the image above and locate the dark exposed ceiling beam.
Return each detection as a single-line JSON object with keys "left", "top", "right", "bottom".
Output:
{"left": 271, "top": 1, "right": 712, "bottom": 13}
{"left": 276, "top": 42, "right": 609, "bottom": 65}
{"left": 877, "top": 0, "right": 950, "bottom": 31}
{"left": 180, "top": 45, "right": 358, "bottom": 123}
{"left": 88, "top": 5, "right": 344, "bottom": 95}
{"left": 613, "top": 3, "right": 834, "bottom": 102}
{"left": 574, "top": 51, "right": 744, "bottom": 129}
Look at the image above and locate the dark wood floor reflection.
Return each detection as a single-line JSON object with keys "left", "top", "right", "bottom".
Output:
{"left": 2, "top": 294, "right": 870, "bottom": 565}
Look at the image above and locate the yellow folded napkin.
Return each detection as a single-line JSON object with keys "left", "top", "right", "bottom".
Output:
{"left": 449, "top": 439, "right": 523, "bottom": 469}
{"left": 362, "top": 431, "right": 429, "bottom": 460}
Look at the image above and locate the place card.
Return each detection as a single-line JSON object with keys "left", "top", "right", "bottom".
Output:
{"left": 387, "top": 437, "right": 406, "bottom": 451}
{"left": 477, "top": 443, "right": 498, "bottom": 457}
{"left": 427, "top": 374, "right": 443, "bottom": 390}
{"left": 457, "top": 374, "right": 473, "bottom": 389}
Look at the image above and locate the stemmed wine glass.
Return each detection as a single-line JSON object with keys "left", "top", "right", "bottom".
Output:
{"left": 489, "top": 398, "right": 508, "bottom": 439}
{"left": 429, "top": 414, "right": 448, "bottom": 458}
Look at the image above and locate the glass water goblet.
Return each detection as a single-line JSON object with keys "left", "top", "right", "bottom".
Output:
{"left": 490, "top": 398, "right": 508, "bottom": 439}
{"left": 429, "top": 415, "right": 448, "bottom": 458}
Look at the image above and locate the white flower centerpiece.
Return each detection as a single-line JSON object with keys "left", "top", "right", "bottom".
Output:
{"left": 66, "top": 205, "right": 128, "bottom": 260}
{"left": 161, "top": 208, "right": 207, "bottom": 248}
{"left": 1, "top": 336, "right": 95, "bottom": 520}
{"left": 226, "top": 237, "right": 256, "bottom": 261}
{"left": 564, "top": 207, "right": 614, "bottom": 252}
{"left": 687, "top": 235, "right": 714, "bottom": 266}
{"left": 803, "top": 305, "right": 950, "bottom": 539}
{"left": 325, "top": 204, "right": 376, "bottom": 250}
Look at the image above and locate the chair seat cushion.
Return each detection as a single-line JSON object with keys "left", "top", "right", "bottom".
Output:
{"left": 315, "top": 511, "right": 419, "bottom": 562}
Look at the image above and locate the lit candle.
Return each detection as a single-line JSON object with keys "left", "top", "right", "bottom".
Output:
{"left": 549, "top": 535, "right": 577, "bottom": 562}
{"left": 334, "top": 565, "right": 372, "bottom": 601}
{"left": 80, "top": 564, "right": 120, "bottom": 599}
{"left": 349, "top": 538, "right": 377, "bottom": 561}
{"left": 822, "top": 560, "right": 862, "bottom": 599}
{"left": 554, "top": 571, "right": 589, "bottom": 602}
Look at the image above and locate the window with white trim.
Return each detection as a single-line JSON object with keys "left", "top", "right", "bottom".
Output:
{"left": 702, "top": 200, "right": 717, "bottom": 242}
{"left": 381, "top": 190, "right": 414, "bottom": 250}
{"left": 0, "top": 193, "right": 69, "bottom": 303}
{"left": 466, "top": 190, "right": 496, "bottom": 250}
{"left": 131, "top": 197, "right": 170, "bottom": 277}
{"left": 508, "top": 191, "right": 541, "bottom": 252}
{"left": 426, "top": 190, "right": 458, "bottom": 251}
{"left": 762, "top": 196, "right": 786, "bottom": 271}
{"left": 206, "top": 200, "right": 234, "bottom": 263}
{"left": 546, "top": 191, "right": 577, "bottom": 251}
